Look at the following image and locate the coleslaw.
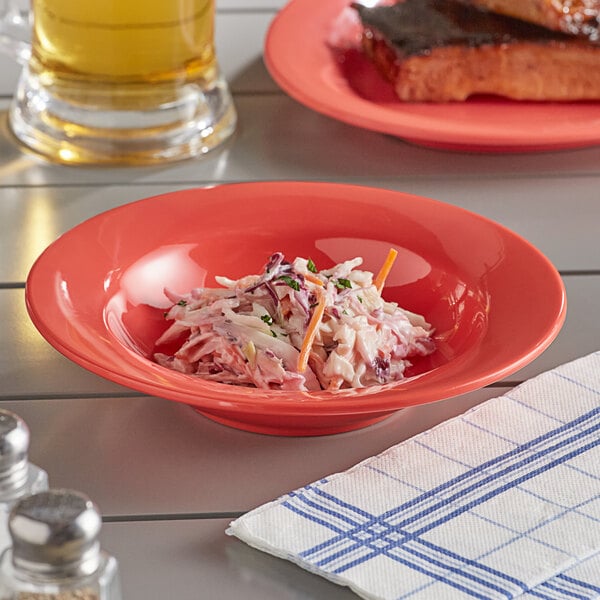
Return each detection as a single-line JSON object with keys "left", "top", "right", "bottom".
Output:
{"left": 153, "top": 252, "right": 435, "bottom": 391}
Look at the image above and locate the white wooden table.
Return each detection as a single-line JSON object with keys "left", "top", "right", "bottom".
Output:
{"left": 0, "top": 1, "right": 599, "bottom": 598}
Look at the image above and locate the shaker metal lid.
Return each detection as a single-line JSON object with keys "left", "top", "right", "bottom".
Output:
{"left": 9, "top": 489, "right": 102, "bottom": 574}
{"left": 0, "top": 409, "right": 29, "bottom": 473}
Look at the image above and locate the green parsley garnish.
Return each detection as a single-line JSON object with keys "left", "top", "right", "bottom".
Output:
{"left": 334, "top": 278, "right": 352, "bottom": 290}
{"left": 177, "top": 299, "right": 188, "bottom": 306}
{"left": 307, "top": 258, "right": 318, "bottom": 273}
{"left": 278, "top": 275, "right": 301, "bottom": 291}
{"left": 357, "top": 295, "right": 363, "bottom": 303}
{"left": 260, "top": 314, "right": 274, "bottom": 326}
{"left": 270, "top": 329, "right": 277, "bottom": 338}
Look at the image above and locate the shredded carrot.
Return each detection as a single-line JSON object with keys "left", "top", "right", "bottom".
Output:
{"left": 374, "top": 248, "right": 398, "bottom": 294}
{"left": 297, "top": 289, "right": 326, "bottom": 373}
{"left": 304, "top": 272, "right": 324, "bottom": 287}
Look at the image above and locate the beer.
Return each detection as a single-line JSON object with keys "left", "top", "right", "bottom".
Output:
{"left": 31, "top": 0, "right": 215, "bottom": 84}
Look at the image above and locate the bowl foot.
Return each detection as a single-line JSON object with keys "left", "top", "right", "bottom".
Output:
{"left": 192, "top": 409, "right": 397, "bottom": 437}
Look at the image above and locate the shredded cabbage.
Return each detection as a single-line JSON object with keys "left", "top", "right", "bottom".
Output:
{"left": 153, "top": 252, "right": 435, "bottom": 391}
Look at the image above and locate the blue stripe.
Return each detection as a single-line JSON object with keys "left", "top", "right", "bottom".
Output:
{"left": 291, "top": 486, "right": 527, "bottom": 594}
{"left": 413, "top": 537, "right": 527, "bottom": 590}
{"left": 556, "top": 573, "right": 600, "bottom": 593}
{"left": 299, "top": 412, "right": 600, "bottom": 548}
{"left": 411, "top": 439, "right": 600, "bottom": 556}
{"left": 363, "top": 408, "right": 600, "bottom": 534}
{"left": 294, "top": 490, "right": 527, "bottom": 593}
{"left": 537, "top": 580, "right": 592, "bottom": 600}
{"left": 282, "top": 405, "right": 600, "bottom": 597}
{"left": 369, "top": 462, "right": 600, "bottom": 552}
{"left": 507, "top": 367, "right": 600, "bottom": 429}
{"left": 300, "top": 454, "right": 596, "bottom": 578}
{"left": 553, "top": 371, "right": 600, "bottom": 397}
{"left": 386, "top": 416, "right": 600, "bottom": 532}
{"left": 473, "top": 495, "right": 599, "bottom": 571}
{"left": 287, "top": 489, "right": 364, "bottom": 528}
{"left": 525, "top": 589, "right": 564, "bottom": 600}
{"left": 282, "top": 499, "right": 348, "bottom": 535}
{"left": 396, "top": 541, "right": 522, "bottom": 597}
{"left": 408, "top": 431, "right": 600, "bottom": 537}
{"left": 338, "top": 545, "right": 500, "bottom": 600}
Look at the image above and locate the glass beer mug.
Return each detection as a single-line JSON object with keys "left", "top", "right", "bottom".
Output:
{"left": 0, "top": 0, "right": 237, "bottom": 165}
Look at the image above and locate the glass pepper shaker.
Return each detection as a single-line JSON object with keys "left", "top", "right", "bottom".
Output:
{"left": 0, "top": 410, "right": 48, "bottom": 556}
{"left": 0, "top": 489, "right": 122, "bottom": 600}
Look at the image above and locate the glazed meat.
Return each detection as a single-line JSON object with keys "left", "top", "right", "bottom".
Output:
{"left": 456, "top": 0, "right": 599, "bottom": 40}
{"left": 353, "top": 0, "right": 600, "bottom": 102}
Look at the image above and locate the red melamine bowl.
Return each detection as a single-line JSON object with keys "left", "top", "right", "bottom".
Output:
{"left": 25, "top": 182, "right": 566, "bottom": 436}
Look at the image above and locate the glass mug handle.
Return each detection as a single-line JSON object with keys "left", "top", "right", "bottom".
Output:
{"left": 0, "top": 0, "right": 32, "bottom": 64}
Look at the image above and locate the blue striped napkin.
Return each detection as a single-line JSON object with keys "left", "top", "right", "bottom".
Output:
{"left": 227, "top": 352, "right": 600, "bottom": 599}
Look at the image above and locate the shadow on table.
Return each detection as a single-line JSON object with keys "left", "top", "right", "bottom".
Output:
{"left": 226, "top": 537, "right": 358, "bottom": 600}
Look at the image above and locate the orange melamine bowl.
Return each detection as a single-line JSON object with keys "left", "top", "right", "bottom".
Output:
{"left": 25, "top": 182, "right": 566, "bottom": 436}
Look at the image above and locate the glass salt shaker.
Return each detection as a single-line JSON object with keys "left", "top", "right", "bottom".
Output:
{"left": 0, "top": 489, "right": 122, "bottom": 600}
{"left": 0, "top": 409, "right": 48, "bottom": 556}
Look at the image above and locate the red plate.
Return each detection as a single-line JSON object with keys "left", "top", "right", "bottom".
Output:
{"left": 25, "top": 183, "right": 566, "bottom": 435}
{"left": 264, "top": 0, "right": 600, "bottom": 152}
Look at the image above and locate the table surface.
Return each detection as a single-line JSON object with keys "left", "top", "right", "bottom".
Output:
{"left": 1, "top": 1, "right": 599, "bottom": 598}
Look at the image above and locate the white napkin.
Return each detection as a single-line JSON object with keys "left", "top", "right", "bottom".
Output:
{"left": 227, "top": 352, "right": 600, "bottom": 599}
